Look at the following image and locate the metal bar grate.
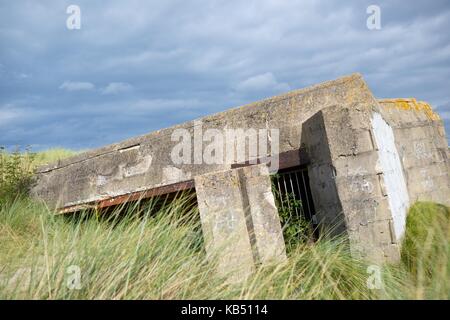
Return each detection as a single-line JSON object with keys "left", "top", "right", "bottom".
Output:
{"left": 271, "top": 166, "right": 317, "bottom": 227}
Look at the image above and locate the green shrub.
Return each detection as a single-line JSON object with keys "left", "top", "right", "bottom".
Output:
{"left": 0, "top": 147, "right": 78, "bottom": 204}
{"left": 0, "top": 147, "right": 36, "bottom": 203}
{"left": 278, "top": 192, "right": 314, "bottom": 251}
{"left": 271, "top": 175, "right": 314, "bottom": 252}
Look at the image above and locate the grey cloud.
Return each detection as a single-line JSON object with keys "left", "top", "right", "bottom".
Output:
{"left": 235, "top": 73, "right": 290, "bottom": 93}
{"left": 59, "top": 81, "right": 95, "bottom": 92}
{"left": 100, "top": 82, "right": 133, "bottom": 95}
{"left": 0, "top": 105, "right": 21, "bottom": 126}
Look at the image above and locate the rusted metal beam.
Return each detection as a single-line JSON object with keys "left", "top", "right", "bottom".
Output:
{"left": 97, "top": 180, "right": 195, "bottom": 209}
{"left": 58, "top": 180, "right": 195, "bottom": 214}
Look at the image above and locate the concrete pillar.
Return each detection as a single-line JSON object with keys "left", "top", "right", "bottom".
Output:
{"left": 194, "top": 164, "right": 286, "bottom": 281}
{"left": 301, "top": 105, "right": 404, "bottom": 263}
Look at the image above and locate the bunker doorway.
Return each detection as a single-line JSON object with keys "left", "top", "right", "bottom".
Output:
{"left": 271, "top": 166, "right": 318, "bottom": 245}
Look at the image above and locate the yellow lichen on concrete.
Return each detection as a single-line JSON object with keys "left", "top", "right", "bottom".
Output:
{"left": 379, "top": 98, "right": 441, "bottom": 121}
{"left": 417, "top": 101, "right": 441, "bottom": 121}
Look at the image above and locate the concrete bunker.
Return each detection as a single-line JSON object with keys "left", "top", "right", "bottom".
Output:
{"left": 32, "top": 74, "right": 450, "bottom": 280}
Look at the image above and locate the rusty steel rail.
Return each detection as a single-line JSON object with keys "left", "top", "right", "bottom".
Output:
{"left": 59, "top": 180, "right": 195, "bottom": 214}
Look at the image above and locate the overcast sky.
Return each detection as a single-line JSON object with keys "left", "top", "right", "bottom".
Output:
{"left": 1, "top": 0, "right": 449, "bottom": 151}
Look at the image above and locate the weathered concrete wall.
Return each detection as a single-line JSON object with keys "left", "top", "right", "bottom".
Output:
{"left": 302, "top": 105, "right": 401, "bottom": 263}
{"left": 33, "top": 73, "right": 377, "bottom": 210}
{"left": 194, "top": 164, "right": 286, "bottom": 281}
{"left": 378, "top": 99, "right": 450, "bottom": 206}
{"left": 31, "top": 73, "right": 450, "bottom": 269}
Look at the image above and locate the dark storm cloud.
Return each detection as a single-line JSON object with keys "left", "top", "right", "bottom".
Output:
{"left": 0, "top": 0, "right": 449, "bottom": 150}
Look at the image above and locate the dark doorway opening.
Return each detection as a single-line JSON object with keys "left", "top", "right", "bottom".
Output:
{"left": 271, "top": 165, "right": 318, "bottom": 249}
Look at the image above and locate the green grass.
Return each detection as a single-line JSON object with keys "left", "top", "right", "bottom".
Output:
{"left": 0, "top": 196, "right": 448, "bottom": 299}
{"left": 400, "top": 202, "right": 449, "bottom": 299}
{"left": 1, "top": 147, "right": 78, "bottom": 203}
{"left": 33, "top": 148, "right": 79, "bottom": 167}
{"left": 0, "top": 148, "right": 448, "bottom": 299}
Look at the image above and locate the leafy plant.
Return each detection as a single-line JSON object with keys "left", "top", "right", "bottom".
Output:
{"left": 271, "top": 174, "right": 314, "bottom": 252}
{"left": 0, "top": 146, "right": 36, "bottom": 204}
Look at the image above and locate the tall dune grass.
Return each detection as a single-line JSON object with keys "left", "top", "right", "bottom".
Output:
{"left": 0, "top": 196, "right": 448, "bottom": 299}
{"left": 0, "top": 148, "right": 448, "bottom": 299}
{"left": 33, "top": 148, "right": 78, "bottom": 167}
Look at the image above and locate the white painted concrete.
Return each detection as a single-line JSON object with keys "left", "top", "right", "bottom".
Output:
{"left": 371, "top": 112, "right": 410, "bottom": 241}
